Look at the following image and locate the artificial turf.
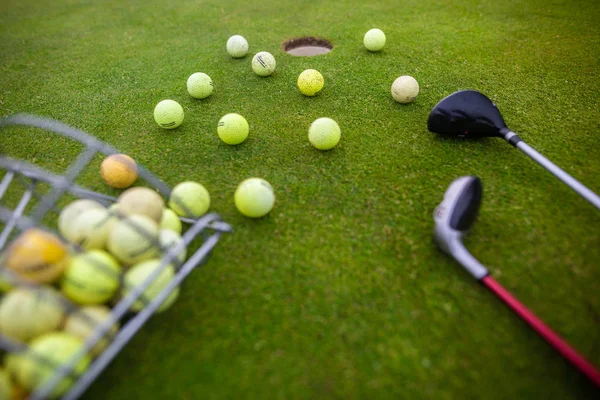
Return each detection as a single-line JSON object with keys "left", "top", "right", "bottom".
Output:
{"left": 1, "top": 0, "right": 599, "bottom": 398}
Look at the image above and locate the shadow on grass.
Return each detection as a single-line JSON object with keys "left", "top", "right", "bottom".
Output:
{"left": 183, "top": 94, "right": 217, "bottom": 106}
{"left": 362, "top": 49, "right": 387, "bottom": 57}
{"left": 430, "top": 133, "right": 495, "bottom": 147}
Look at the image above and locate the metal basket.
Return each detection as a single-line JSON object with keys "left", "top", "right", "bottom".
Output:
{"left": 0, "top": 114, "right": 232, "bottom": 399}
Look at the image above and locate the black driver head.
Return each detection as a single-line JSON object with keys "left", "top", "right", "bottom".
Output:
{"left": 427, "top": 90, "right": 510, "bottom": 138}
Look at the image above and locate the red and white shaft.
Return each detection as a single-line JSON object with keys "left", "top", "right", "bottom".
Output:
{"left": 481, "top": 276, "right": 600, "bottom": 387}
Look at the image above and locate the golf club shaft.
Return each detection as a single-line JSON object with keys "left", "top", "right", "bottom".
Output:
{"left": 481, "top": 276, "right": 600, "bottom": 387}
{"left": 515, "top": 140, "right": 600, "bottom": 210}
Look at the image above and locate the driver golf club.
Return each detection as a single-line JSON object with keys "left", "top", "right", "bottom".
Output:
{"left": 433, "top": 176, "right": 600, "bottom": 387}
{"left": 428, "top": 90, "right": 600, "bottom": 210}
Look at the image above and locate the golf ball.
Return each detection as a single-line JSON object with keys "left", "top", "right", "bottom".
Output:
{"left": 227, "top": 35, "right": 249, "bottom": 58}
{"left": 364, "top": 28, "right": 386, "bottom": 52}
{"left": 297, "top": 69, "right": 324, "bottom": 96}
{"left": 187, "top": 72, "right": 213, "bottom": 99}
{"left": 153, "top": 100, "right": 184, "bottom": 129}
{"left": 252, "top": 52, "right": 276, "bottom": 76}
{"left": 308, "top": 117, "right": 341, "bottom": 150}
{"left": 217, "top": 113, "right": 249, "bottom": 145}
{"left": 100, "top": 154, "right": 138, "bottom": 189}
{"left": 391, "top": 76, "right": 419, "bottom": 104}
{"left": 234, "top": 178, "right": 275, "bottom": 218}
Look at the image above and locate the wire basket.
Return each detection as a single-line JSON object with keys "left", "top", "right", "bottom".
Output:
{"left": 0, "top": 114, "right": 232, "bottom": 399}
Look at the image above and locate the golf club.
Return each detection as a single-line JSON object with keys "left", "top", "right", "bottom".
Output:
{"left": 433, "top": 176, "right": 600, "bottom": 387}
{"left": 428, "top": 90, "right": 600, "bottom": 210}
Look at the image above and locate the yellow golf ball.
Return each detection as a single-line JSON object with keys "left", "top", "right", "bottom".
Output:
{"left": 308, "top": 117, "right": 341, "bottom": 150}
{"left": 234, "top": 178, "right": 275, "bottom": 218}
{"left": 217, "top": 113, "right": 249, "bottom": 145}
{"left": 169, "top": 181, "right": 210, "bottom": 218}
{"left": 187, "top": 72, "right": 213, "bottom": 99}
{"left": 297, "top": 69, "right": 324, "bottom": 96}
{"left": 364, "top": 28, "right": 386, "bottom": 52}
{"left": 153, "top": 99, "right": 184, "bottom": 129}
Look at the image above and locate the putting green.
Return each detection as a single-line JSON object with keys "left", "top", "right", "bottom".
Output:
{"left": 0, "top": 0, "right": 599, "bottom": 398}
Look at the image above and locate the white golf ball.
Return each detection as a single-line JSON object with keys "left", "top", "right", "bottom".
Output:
{"left": 227, "top": 35, "right": 249, "bottom": 58}
{"left": 251, "top": 52, "right": 276, "bottom": 76}
{"left": 391, "top": 76, "right": 419, "bottom": 104}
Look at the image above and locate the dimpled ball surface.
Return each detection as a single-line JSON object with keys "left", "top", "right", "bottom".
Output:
{"left": 391, "top": 75, "right": 419, "bottom": 103}
{"left": 100, "top": 154, "right": 138, "bottom": 189}
{"left": 0, "top": 273, "right": 13, "bottom": 293}
{"left": 107, "top": 214, "right": 160, "bottom": 265}
{"left": 64, "top": 305, "right": 119, "bottom": 357}
{"left": 0, "top": 287, "right": 65, "bottom": 342}
{"left": 308, "top": 117, "right": 341, "bottom": 150}
{"left": 234, "top": 178, "right": 275, "bottom": 218}
{"left": 297, "top": 69, "right": 325, "bottom": 96}
{"left": 123, "top": 259, "right": 179, "bottom": 312}
{"left": 4, "top": 228, "right": 69, "bottom": 284}
{"left": 217, "top": 113, "right": 249, "bottom": 145}
{"left": 117, "top": 186, "right": 165, "bottom": 223}
{"left": 153, "top": 99, "right": 184, "bottom": 129}
{"left": 58, "top": 199, "right": 104, "bottom": 241}
{"left": 226, "top": 35, "right": 249, "bottom": 58}
{"left": 61, "top": 250, "right": 121, "bottom": 305}
{"left": 363, "top": 28, "right": 386, "bottom": 51}
{"left": 187, "top": 72, "right": 213, "bottom": 99}
{"left": 159, "top": 229, "right": 187, "bottom": 265}
{"left": 8, "top": 332, "right": 91, "bottom": 398}
{"left": 0, "top": 369, "right": 10, "bottom": 400}
{"left": 160, "top": 208, "right": 182, "bottom": 234}
{"left": 68, "top": 207, "right": 113, "bottom": 250}
{"left": 251, "top": 51, "right": 276, "bottom": 76}
{"left": 169, "top": 181, "right": 210, "bottom": 218}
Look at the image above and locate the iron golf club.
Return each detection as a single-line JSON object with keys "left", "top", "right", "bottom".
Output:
{"left": 433, "top": 176, "right": 600, "bottom": 387}
{"left": 428, "top": 90, "right": 600, "bottom": 210}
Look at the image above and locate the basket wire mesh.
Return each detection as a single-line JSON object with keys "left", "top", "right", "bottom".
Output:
{"left": 0, "top": 114, "right": 232, "bottom": 399}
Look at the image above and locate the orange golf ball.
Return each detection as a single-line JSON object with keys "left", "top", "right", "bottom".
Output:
{"left": 100, "top": 154, "right": 138, "bottom": 189}
{"left": 3, "top": 228, "right": 70, "bottom": 284}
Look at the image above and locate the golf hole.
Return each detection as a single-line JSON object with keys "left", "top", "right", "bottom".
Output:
{"left": 282, "top": 37, "right": 332, "bottom": 56}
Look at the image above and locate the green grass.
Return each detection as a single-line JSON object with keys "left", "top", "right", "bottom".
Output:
{"left": 1, "top": 0, "right": 600, "bottom": 398}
